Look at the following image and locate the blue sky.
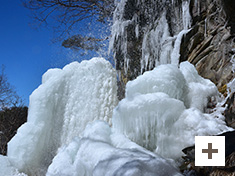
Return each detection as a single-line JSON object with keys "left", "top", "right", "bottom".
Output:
{"left": 0, "top": 0, "right": 94, "bottom": 106}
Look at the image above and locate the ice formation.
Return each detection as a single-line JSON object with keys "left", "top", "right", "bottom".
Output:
{"left": 109, "top": 0, "right": 192, "bottom": 73}
{"left": 46, "top": 121, "right": 182, "bottom": 176}
{"left": 0, "top": 59, "right": 232, "bottom": 176}
{"left": 0, "top": 155, "right": 26, "bottom": 176}
{"left": 113, "top": 62, "right": 231, "bottom": 160}
{"left": 7, "top": 58, "right": 118, "bottom": 175}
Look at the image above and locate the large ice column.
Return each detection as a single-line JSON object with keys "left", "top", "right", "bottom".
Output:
{"left": 113, "top": 62, "right": 231, "bottom": 160}
{"left": 46, "top": 121, "right": 182, "bottom": 176}
{"left": 7, "top": 58, "right": 118, "bottom": 175}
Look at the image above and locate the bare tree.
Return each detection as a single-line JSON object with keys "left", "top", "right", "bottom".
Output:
{"left": 23, "top": 0, "right": 115, "bottom": 35}
{"left": 23, "top": 0, "right": 115, "bottom": 55}
{"left": 0, "top": 66, "right": 25, "bottom": 155}
{"left": 0, "top": 66, "right": 23, "bottom": 110}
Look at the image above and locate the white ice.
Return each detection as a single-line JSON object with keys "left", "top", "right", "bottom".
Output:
{"left": 7, "top": 58, "right": 118, "bottom": 175}
{"left": 0, "top": 155, "right": 26, "bottom": 176}
{"left": 113, "top": 62, "right": 232, "bottom": 160}
{"left": 2, "top": 60, "right": 232, "bottom": 176}
{"left": 46, "top": 120, "right": 182, "bottom": 176}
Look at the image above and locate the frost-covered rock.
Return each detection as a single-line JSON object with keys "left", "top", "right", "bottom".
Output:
{"left": 46, "top": 121, "right": 182, "bottom": 176}
{"left": 7, "top": 58, "right": 118, "bottom": 175}
{"left": 113, "top": 62, "right": 231, "bottom": 160}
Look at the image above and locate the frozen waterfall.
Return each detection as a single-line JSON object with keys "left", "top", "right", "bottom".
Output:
{"left": 1, "top": 59, "right": 231, "bottom": 176}
{"left": 0, "top": 0, "right": 233, "bottom": 175}
{"left": 109, "top": 0, "right": 192, "bottom": 74}
{"left": 112, "top": 62, "right": 231, "bottom": 160}
{"left": 6, "top": 58, "right": 118, "bottom": 175}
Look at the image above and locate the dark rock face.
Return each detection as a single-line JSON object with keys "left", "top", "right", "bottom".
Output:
{"left": 223, "top": 0, "right": 235, "bottom": 34}
{"left": 180, "top": 0, "right": 235, "bottom": 90}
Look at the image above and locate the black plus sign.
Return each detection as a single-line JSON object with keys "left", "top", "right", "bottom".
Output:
{"left": 202, "top": 143, "right": 218, "bottom": 159}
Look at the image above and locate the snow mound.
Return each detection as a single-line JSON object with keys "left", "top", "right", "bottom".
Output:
{"left": 113, "top": 62, "right": 231, "bottom": 159}
{"left": 7, "top": 58, "right": 118, "bottom": 175}
{"left": 46, "top": 121, "right": 182, "bottom": 176}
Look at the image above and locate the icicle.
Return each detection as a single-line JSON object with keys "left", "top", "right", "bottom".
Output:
{"left": 171, "top": 29, "right": 191, "bottom": 65}
{"left": 182, "top": 0, "right": 191, "bottom": 30}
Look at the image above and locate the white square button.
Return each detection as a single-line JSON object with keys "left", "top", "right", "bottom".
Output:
{"left": 195, "top": 136, "right": 225, "bottom": 166}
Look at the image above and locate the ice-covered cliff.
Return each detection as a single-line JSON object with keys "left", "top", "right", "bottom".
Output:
{"left": 110, "top": 0, "right": 235, "bottom": 98}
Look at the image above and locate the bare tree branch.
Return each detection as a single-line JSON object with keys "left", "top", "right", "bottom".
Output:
{"left": 0, "top": 65, "right": 23, "bottom": 110}
{"left": 23, "top": 0, "right": 115, "bottom": 34}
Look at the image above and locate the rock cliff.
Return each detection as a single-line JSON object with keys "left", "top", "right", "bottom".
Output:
{"left": 111, "top": 0, "right": 235, "bottom": 98}
{"left": 180, "top": 0, "right": 235, "bottom": 90}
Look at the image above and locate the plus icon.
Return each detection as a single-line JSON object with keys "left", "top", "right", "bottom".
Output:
{"left": 202, "top": 143, "right": 218, "bottom": 159}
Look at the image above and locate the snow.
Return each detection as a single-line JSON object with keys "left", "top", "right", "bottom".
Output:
{"left": 113, "top": 62, "right": 231, "bottom": 160}
{"left": 46, "top": 120, "right": 182, "bottom": 176}
{"left": 7, "top": 58, "right": 118, "bottom": 175}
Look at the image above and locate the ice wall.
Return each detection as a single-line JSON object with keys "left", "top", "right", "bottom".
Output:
{"left": 7, "top": 58, "right": 118, "bottom": 175}
{"left": 113, "top": 62, "right": 231, "bottom": 160}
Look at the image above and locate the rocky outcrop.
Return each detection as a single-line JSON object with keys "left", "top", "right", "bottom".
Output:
{"left": 180, "top": 0, "right": 235, "bottom": 90}
{"left": 224, "top": 92, "right": 235, "bottom": 128}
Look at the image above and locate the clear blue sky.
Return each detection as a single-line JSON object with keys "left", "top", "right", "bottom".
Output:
{"left": 0, "top": 0, "right": 92, "bottom": 106}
